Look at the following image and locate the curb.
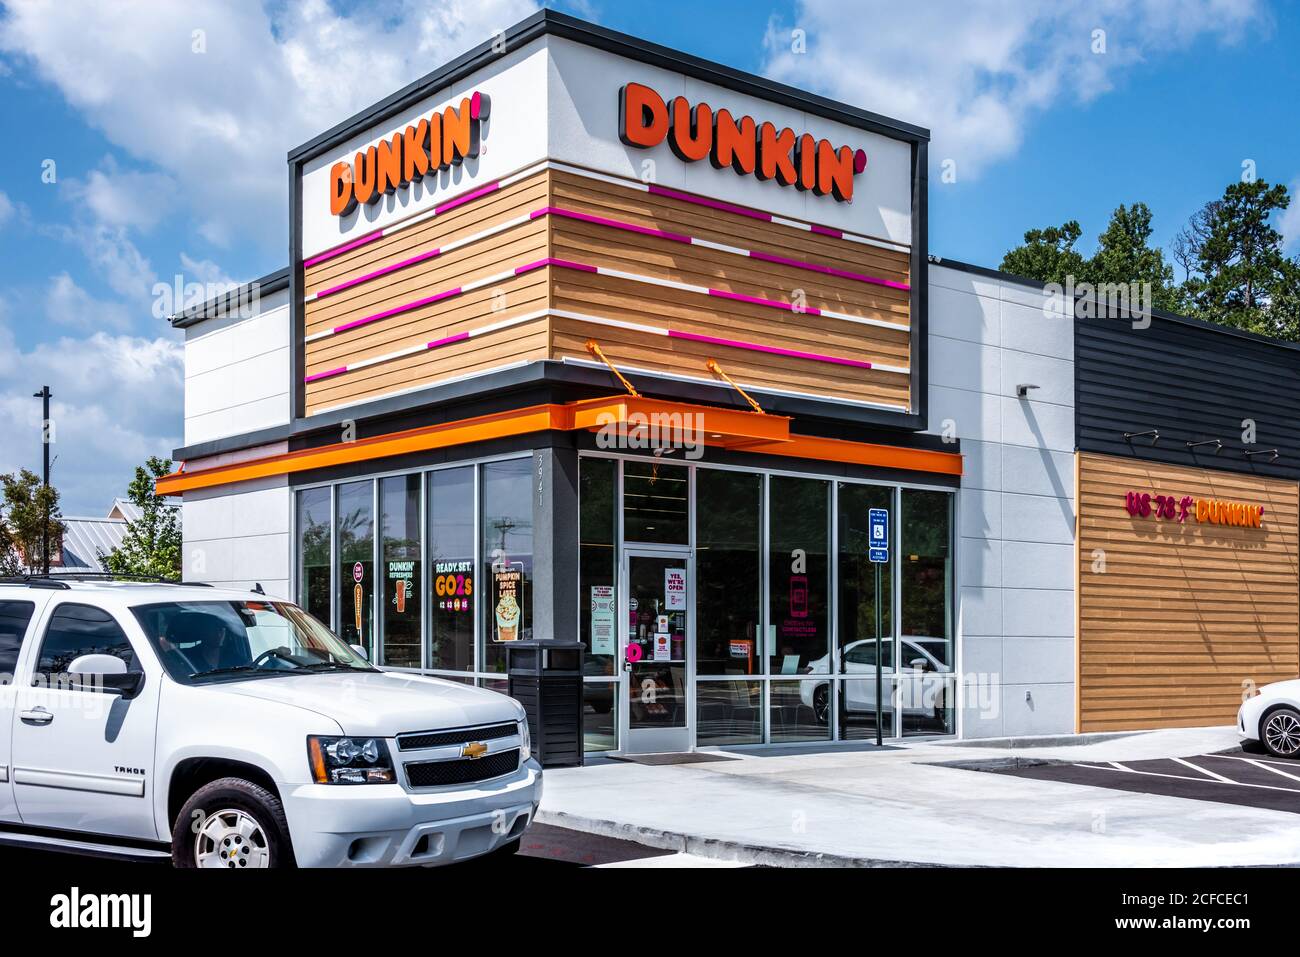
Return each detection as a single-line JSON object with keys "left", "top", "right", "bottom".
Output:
{"left": 535, "top": 808, "right": 942, "bottom": 868}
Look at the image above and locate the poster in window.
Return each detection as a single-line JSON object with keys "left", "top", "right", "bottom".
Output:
{"left": 492, "top": 561, "right": 524, "bottom": 642}
{"left": 387, "top": 560, "right": 414, "bottom": 614}
{"left": 590, "top": 585, "right": 615, "bottom": 656}
{"left": 664, "top": 568, "right": 686, "bottom": 610}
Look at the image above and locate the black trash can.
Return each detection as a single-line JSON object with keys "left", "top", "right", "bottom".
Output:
{"left": 505, "top": 640, "right": 584, "bottom": 768}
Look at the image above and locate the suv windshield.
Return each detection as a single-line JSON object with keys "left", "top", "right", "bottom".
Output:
{"left": 131, "top": 600, "right": 376, "bottom": 684}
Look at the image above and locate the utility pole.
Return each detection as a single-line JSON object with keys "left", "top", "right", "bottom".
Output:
{"left": 33, "top": 386, "right": 51, "bottom": 576}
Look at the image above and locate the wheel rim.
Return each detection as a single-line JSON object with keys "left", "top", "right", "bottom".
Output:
{"left": 194, "top": 808, "right": 271, "bottom": 869}
{"left": 814, "top": 688, "right": 829, "bottom": 723}
{"left": 1264, "top": 712, "right": 1300, "bottom": 756}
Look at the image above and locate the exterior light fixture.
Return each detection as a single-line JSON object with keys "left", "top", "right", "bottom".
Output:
{"left": 1015, "top": 384, "right": 1039, "bottom": 398}
{"left": 1244, "top": 448, "right": 1279, "bottom": 461}
{"left": 1123, "top": 429, "right": 1160, "bottom": 444}
{"left": 1185, "top": 439, "right": 1222, "bottom": 453}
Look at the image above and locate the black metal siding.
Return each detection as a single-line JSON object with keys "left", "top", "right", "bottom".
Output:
{"left": 1075, "top": 310, "right": 1300, "bottom": 480}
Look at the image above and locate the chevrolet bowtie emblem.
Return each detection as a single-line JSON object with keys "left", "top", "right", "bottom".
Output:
{"left": 462, "top": 741, "right": 488, "bottom": 759}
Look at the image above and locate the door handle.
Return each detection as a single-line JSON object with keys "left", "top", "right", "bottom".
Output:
{"left": 19, "top": 707, "right": 53, "bottom": 725}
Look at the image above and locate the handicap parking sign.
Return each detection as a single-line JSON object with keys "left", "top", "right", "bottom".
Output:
{"left": 868, "top": 508, "right": 889, "bottom": 563}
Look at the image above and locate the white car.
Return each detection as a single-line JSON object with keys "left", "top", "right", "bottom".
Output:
{"left": 800, "top": 637, "right": 951, "bottom": 725}
{"left": 1238, "top": 679, "right": 1300, "bottom": 758}
{"left": 0, "top": 578, "right": 541, "bottom": 867}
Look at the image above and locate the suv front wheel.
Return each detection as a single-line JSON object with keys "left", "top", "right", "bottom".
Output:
{"left": 172, "top": 777, "right": 294, "bottom": 868}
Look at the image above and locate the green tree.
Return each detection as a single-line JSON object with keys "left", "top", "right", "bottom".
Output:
{"left": 1180, "top": 179, "right": 1300, "bottom": 339}
{"left": 1089, "top": 202, "right": 1178, "bottom": 311}
{"left": 0, "top": 469, "right": 64, "bottom": 574}
{"left": 999, "top": 220, "right": 1087, "bottom": 285}
{"left": 102, "top": 457, "right": 181, "bottom": 580}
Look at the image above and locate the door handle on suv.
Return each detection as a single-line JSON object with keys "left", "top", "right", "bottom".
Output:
{"left": 19, "top": 707, "right": 53, "bottom": 725}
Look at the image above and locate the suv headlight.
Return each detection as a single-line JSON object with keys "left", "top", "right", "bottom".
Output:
{"left": 518, "top": 718, "right": 531, "bottom": 762}
{"left": 307, "top": 735, "right": 395, "bottom": 784}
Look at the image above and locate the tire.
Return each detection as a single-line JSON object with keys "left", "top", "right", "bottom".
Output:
{"left": 171, "top": 777, "right": 294, "bottom": 869}
{"left": 1259, "top": 707, "right": 1300, "bottom": 759}
{"left": 812, "top": 686, "right": 830, "bottom": 725}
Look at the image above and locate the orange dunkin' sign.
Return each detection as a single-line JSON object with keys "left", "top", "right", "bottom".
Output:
{"left": 618, "top": 81, "right": 868, "bottom": 202}
{"left": 330, "top": 91, "right": 491, "bottom": 217}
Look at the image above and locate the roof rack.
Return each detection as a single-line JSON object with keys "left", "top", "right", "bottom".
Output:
{"left": 0, "top": 576, "right": 70, "bottom": 590}
{"left": 0, "top": 573, "right": 213, "bottom": 588}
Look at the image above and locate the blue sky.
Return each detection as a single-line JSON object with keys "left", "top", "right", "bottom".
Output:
{"left": 0, "top": 0, "right": 1296, "bottom": 513}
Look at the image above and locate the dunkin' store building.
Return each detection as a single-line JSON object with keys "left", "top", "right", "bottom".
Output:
{"left": 161, "top": 11, "right": 1300, "bottom": 751}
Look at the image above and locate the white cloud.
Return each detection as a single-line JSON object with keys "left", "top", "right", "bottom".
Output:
{"left": 65, "top": 156, "right": 177, "bottom": 233}
{"left": 0, "top": 305, "right": 182, "bottom": 515}
{"left": 0, "top": 0, "right": 539, "bottom": 255}
{"left": 762, "top": 0, "right": 1267, "bottom": 180}
{"left": 0, "top": 189, "right": 13, "bottom": 226}
{"left": 43, "top": 272, "right": 133, "bottom": 331}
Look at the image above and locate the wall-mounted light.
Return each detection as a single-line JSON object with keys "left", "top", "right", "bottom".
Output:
{"left": 1123, "top": 429, "right": 1160, "bottom": 444}
{"left": 1015, "top": 383, "right": 1039, "bottom": 399}
{"left": 1244, "top": 448, "right": 1279, "bottom": 462}
{"left": 1185, "top": 439, "right": 1222, "bottom": 453}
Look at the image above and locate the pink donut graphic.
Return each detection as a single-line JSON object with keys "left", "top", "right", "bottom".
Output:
{"left": 626, "top": 643, "right": 643, "bottom": 663}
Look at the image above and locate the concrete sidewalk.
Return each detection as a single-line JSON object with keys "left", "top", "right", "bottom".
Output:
{"left": 536, "top": 727, "right": 1300, "bottom": 867}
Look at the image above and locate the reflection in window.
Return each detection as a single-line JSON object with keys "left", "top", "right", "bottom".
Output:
{"left": 579, "top": 458, "right": 617, "bottom": 678}
{"left": 428, "top": 467, "right": 475, "bottom": 672}
{"left": 768, "top": 476, "right": 829, "bottom": 674}
{"left": 336, "top": 480, "right": 374, "bottom": 656}
{"left": 696, "top": 469, "right": 761, "bottom": 676}
{"left": 623, "top": 460, "right": 688, "bottom": 544}
{"left": 697, "top": 680, "right": 762, "bottom": 745}
{"left": 837, "top": 483, "right": 895, "bottom": 739}
{"left": 482, "top": 459, "right": 533, "bottom": 674}
{"left": 770, "top": 680, "right": 830, "bottom": 742}
{"left": 583, "top": 682, "right": 618, "bottom": 752}
{"left": 901, "top": 489, "right": 955, "bottom": 735}
{"left": 379, "top": 474, "right": 421, "bottom": 669}
{"left": 296, "top": 487, "right": 332, "bottom": 629}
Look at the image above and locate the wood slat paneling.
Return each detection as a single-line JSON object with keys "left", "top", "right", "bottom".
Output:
{"left": 1077, "top": 451, "right": 1300, "bottom": 732}
{"left": 302, "top": 167, "right": 914, "bottom": 413}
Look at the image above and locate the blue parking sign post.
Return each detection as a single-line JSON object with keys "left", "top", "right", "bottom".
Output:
{"left": 867, "top": 508, "right": 889, "bottom": 745}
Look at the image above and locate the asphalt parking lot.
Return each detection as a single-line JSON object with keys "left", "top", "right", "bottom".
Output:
{"left": 0, "top": 822, "right": 734, "bottom": 870}
{"left": 986, "top": 748, "right": 1300, "bottom": 814}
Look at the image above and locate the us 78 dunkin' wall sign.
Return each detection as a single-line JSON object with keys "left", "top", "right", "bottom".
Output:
{"left": 1124, "top": 490, "right": 1265, "bottom": 528}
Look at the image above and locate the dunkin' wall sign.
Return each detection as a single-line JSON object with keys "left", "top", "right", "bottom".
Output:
{"left": 1124, "top": 490, "right": 1265, "bottom": 528}
{"left": 329, "top": 91, "right": 491, "bottom": 217}
{"left": 618, "top": 81, "right": 868, "bottom": 202}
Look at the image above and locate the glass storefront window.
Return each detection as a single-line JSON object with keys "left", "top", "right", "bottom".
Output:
{"left": 901, "top": 489, "right": 955, "bottom": 735}
{"left": 335, "top": 480, "right": 374, "bottom": 656}
{"left": 579, "top": 458, "right": 617, "bottom": 677}
{"left": 296, "top": 487, "right": 331, "bottom": 628}
{"left": 837, "top": 483, "right": 895, "bottom": 739}
{"left": 768, "top": 476, "right": 830, "bottom": 675}
{"left": 482, "top": 459, "right": 533, "bottom": 675}
{"left": 770, "top": 679, "right": 831, "bottom": 742}
{"left": 379, "top": 474, "right": 421, "bottom": 669}
{"left": 697, "top": 680, "right": 762, "bottom": 745}
{"left": 623, "top": 460, "right": 688, "bottom": 544}
{"left": 583, "top": 681, "right": 619, "bottom": 752}
{"left": 696, "top": 469, "right": 761, "bottom": 676}
{"left": 428, "top": 467, "right": 475, "bottom": 672}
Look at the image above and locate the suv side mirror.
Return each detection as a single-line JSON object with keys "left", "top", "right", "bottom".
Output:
{"left": 350, "top": 644, "right": 369, "bottom": 662}
{"left": 68, "top": 654, "right": 144, "bottom": 699}
{"left": 909, "top": 657, "right": 930, "bottom": 672}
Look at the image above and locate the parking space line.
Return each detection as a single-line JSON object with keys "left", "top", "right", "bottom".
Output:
{"left": 1083, "top": 762, "right": 1300, "bottom": 794}
{"left": 1212, "top": 753, "right": 1300, "bottom": 771}
{"left": 1232, "top": 758, "right": 1300, "bottom": 784}
{"left": 1170, "top": 756, "right": 1235, "bottom": 783}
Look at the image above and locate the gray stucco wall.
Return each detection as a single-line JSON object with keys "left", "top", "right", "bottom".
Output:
{"left": 927, "top": 263, "right": 1077, "bottom": 738}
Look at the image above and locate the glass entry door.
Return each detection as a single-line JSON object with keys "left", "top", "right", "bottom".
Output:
{"left": 621, "top": 549, "right": 693, "bottom": 753}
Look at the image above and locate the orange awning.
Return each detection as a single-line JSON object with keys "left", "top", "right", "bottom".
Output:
{"left": 156, "top": 397, "right": 960, "bottom": 496}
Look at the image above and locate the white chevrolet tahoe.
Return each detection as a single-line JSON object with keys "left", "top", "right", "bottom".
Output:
{"left": 0, "top": 579, "right": 541, "bottom": 868}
